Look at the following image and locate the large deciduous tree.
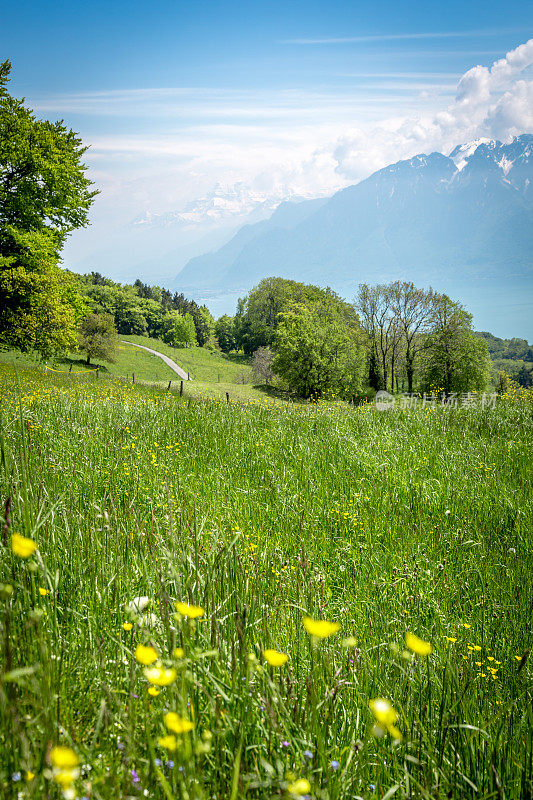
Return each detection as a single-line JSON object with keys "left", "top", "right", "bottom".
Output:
{"left": 389, "top": 281, "right": 435, "bottom": 393}
{"left": 420, "top": 295, "right": 491, "bottom": 393}
{"left": 77, "top": 313, "right": 118, "bottom": 366}
{"left": 0, "top": 60, "right": 96, "bottom": 357}
{"left": 273, "top": 297, "right": 365, "bottom": 398}
{"left": 0, "top": 228, "right": 85, "bottom": 358}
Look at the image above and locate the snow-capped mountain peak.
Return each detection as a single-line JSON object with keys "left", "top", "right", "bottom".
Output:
{"left": 449, "top": 138, "right": 496, "bottom": 171}
{"left": 131, "top": 183, "right": 304, "bottom": 229}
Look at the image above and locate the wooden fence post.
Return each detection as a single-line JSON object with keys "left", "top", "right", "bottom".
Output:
{"left": 167, "top": 380, "right": 171, "bottom": 391}
{"left": 226, "top": 392, "right": 230, "bottom": 404}
{"left": 180, "top": 380, "right": 183, "bottom": 396}
{"left": 132, "top": 373, "right": 135, "bottom": 384}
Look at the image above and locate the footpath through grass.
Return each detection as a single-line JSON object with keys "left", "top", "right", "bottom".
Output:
{"left": 121, "top": 336, "right": 252, "bottom": 382}
{"left": 0, "top": 338, "right": 266, "bottom": 402}
{"left": 0, "top": 364, "right": 532, "bottom": 799}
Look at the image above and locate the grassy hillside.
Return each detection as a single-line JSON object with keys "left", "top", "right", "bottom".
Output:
{"left": 0, "top": 363, "right": 532, "bottom": 799}
{"left": 121, "top": 336, "right": 252, "bottom": 383}
{"left": 0, "top": 342, "right": 176, "bottom": 383}
{"left": 0, "top": 337, "right": 271, "bottom": 403}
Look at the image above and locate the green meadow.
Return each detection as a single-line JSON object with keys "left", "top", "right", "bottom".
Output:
{"left": 0, "top": 364, "right": 532, "bottom": 799}
{"left": 0, "top": 338, "right": 266, "bottom": 403}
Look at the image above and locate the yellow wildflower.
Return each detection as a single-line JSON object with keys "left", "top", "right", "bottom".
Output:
{"left": 11, "top": 533, "right": 37, "bottom": 558}
{"left": 386, "top": 724, "right": 402, "bottom": 740}
{"left": 263, "top": 649, "right": 288, "bottom": 666}
{"left": 158, "top": 735, "right": 177, "bottom": 750}
{"left": 445, "top": 636, "right": 457, "bottom": 643}
{"left": 175, "top": 602, "right": 204, "bottom": 619}
{"left": 148, "top": 687, "right": 160, "bottom": 696}
{"left": 405, "top": 632, "right": 432, "bottom": 656}
{"left": 50, "top": 747, "right": 79, "bottom": 769}
{"left": 54, "top": 768, "right": 79, "bottom": 787}
{"left": 462, "top": 623, "right": 471, "bottom": 629}
{"left": 38, "top": 587, "right": 49, "bottom": 596}
{"left": 164, "top": 712, "right": 194, "bottom": 734}
{"left": 173, "top": 647, "right": 185, "bottom": 659}
{"left": 369, "top": 697, "right": 402, "bottom": 740}
{"left": 303, "top": 616, "right": 340, "bottom": 639}
{"left": 123, "top": 622, "right": 133, "bottom": 631}
{"left": 369, "top": 698, "right": 398, "bottom": 726}
{"left": 25, "top": 771, "right": 35, "bottom": 782}
{"left": 287, "top": 778, "right": 311, "bottom": 795}
{"left": 143, "top": 666, "right": 177, "bottom": 686}
{"left": 135, "top": 644, "right": 158, "bottom": 665}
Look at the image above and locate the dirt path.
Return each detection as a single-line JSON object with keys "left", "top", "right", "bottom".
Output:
{"left": 121, "top": 341, "right": 190, "bottom": 380}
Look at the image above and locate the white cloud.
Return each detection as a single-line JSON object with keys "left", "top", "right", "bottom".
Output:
{"left": 281, "top": 29, "right": 524, "bottom": 45}
{"left": 57, "top": 36, "right": 533, "bottom": 252}
{"left": 332, "top": 38, "right": 533, "bottom": 179}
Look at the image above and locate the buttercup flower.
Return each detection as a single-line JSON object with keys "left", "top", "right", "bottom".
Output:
{"left": 263, "top": 648, "right": 288, "bottom": 666}
{"left": 123, "top": 622, "right": 133, "bottom": 631}
{"left": 369, "top": 698, "right": 402, "bottom": 740}
{"left": 38, "top": 587, "right": 49, "bottom": 596}
{"left": 143, "top": 666, "right": 177, "bottom": 686}
{"left": 164, "top": 712, "right": 194, "bottom": 734}
{"left": 50, "top": 746, "right": 80, "bottom": 794}
{"left": 11, "top": 534, "right": 37, "bottom": 558}
{"left": 175, "top": 602, "right": 205, "bottom": 619}
{"left": 303, "top": 616, "right": 340, "bottom": 639}
{"left": 50, "top": 747, "right": 79, "bottom": 769}
{"left": 135, "top": 644, "right": 158, "bottom": 665}
{"left": 287, "top": 778, "right": 311, "bottom": 795}
{"left": 158, "top": 735, "right": 177, "bottom": 750}
{"left": 173, "top": 647, "right": 185, "bottom": 659}
{"left": 405, "top": 632, "right": 432, "bottom": 656}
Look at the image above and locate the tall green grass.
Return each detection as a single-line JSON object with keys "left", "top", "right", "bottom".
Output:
{"left": 0, "top": 364, "right": 531, "bottom": 799}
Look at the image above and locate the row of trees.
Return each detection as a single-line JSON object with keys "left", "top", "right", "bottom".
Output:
{"left": 76, "top": 273, "right": 214, "bottom": 348}
{"left": 216, "top": 278, "right": 492, "bottom": 398}
{"left": 355, "top": 282, "right": 491, "bottom": 394}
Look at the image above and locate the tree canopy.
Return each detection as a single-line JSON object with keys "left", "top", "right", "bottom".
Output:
{"left": 0, "top": 60, "right": 96, "bottom": 358}
{"left": 0, "top": 61, "right": 96, "bottom": 253}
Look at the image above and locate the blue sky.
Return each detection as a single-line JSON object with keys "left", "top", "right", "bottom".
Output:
{"left": 3, "top": 1, "right": 531, "bottom": 210}
{"left": 4, "top": 1, "right": 532, "bottom": 94}
{"left": 2, "top": 0, "right": 533, "bottom": 331}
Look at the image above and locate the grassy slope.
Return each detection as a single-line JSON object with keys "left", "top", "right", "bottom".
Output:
{"left": 0, "top": 339, "right": 267, "bottom": 401}
{"left": 121, "top": 335, "right": 251, "bottom": 382}
{"left": 1, "top": 363, "right": 532, "bottom": 799}
{"left": 120, "top": 336, "right": 269, "bottom": 402}
{"left": 0, "top": 343, "right": 176, "bottom": 383}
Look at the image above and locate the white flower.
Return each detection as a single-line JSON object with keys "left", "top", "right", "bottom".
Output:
{"left": 138, "top": 613, "right": 159, "bottom": 628}
{"left": 127, "top": 596, "right": 150, "bottom": 614}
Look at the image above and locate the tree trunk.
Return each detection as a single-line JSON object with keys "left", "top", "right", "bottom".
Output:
{"left": 406, "top": 352, "right": 414, "bottom": 393}
{"left": 86, "top": 354, "right": 91, "bottom": 366}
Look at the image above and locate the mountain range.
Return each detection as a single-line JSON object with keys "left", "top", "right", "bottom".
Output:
{"left": 174, "top": 135, "right": 533, "bottom": 336}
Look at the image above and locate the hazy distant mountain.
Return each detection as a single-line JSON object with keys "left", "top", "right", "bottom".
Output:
{"left": 131, "top": 182, "right": 308, "bottom": 229}
{"left": 173, "top": 136, "right": 533, "bottom": 336}
{"left": 66, "top": 183, "right": 310, "bottom": 285}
